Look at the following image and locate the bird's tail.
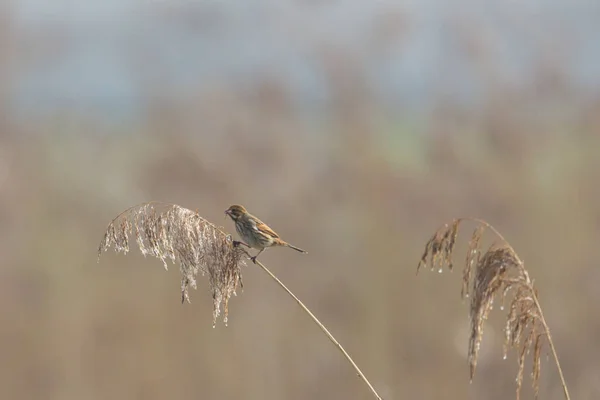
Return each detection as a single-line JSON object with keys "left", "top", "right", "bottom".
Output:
{"left": 278, "top": 240, "right": 307, "bottom": 254}
{"left": 287, "top": 244, "right": 307, "bottom": 254}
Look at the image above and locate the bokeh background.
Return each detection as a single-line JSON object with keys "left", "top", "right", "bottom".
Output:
{"left": 1, "top": 1, "right": 600, "bottom": 399}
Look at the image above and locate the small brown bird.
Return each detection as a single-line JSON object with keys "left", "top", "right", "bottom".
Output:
{"left": 225, "top": 204, "right": 307, "bottom": 263}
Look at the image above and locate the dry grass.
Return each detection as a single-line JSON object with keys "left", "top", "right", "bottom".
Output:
{"left": 97, "top": 201, "right": 246, "bottom": 326}
{"left": 96, "top": 203, "right": 573, "bottom": 400}
{"left": 418, "top": 218, "right": 570, "bottom": 400}
{"left": 97, "top": 201, "right": 384, "bottom": 400}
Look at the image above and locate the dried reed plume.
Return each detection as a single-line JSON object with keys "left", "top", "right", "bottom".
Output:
{"left": 97, "top": 202, "right": 246, "bottom": 326}
{"left": 417, "top": 218, "right": 570, "bottom": 400}
{"left": 98, "top": 202, "right": 384, "bottom": 400}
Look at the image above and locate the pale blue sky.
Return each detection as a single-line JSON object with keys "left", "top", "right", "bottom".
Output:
{"left": 6, "top": 0, "right": 600, "bottom": 119}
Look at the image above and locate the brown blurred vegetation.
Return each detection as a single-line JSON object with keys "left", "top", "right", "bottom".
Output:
{"left": 2, "top": 9, "right": 600, "bottom": 400}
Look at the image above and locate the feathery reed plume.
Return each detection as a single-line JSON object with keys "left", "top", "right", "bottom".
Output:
{"left": 98, "top": 202, "right": 246, "bottom": 326}
{"left": 417, "top": 218, "right": 570, "bottom": 400}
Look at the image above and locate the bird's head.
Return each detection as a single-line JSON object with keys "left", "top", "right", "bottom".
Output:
{"left": 225, "top": 204, "right": 247, "bottom": 221}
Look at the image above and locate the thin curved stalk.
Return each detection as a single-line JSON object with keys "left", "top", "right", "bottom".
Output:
{"left": 253, "top": 259, "right": 383, "bottom": 400}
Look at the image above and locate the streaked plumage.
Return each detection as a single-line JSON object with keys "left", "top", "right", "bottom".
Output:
{"left": 225, "top": 204, "right": 307, "bottom": 263}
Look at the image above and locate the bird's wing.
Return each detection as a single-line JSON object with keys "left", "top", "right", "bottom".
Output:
{"left": 255, "top": 221, "right": 280, "bottom": 238}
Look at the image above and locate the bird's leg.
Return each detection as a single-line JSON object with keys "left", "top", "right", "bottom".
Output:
{"left": 250, "top": 248, "right": 265, "bottom": 264}
{"left": 233, "top": 240, "right": 251, "bottom": 248}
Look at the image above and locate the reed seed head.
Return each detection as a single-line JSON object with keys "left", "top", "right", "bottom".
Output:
{"left": 98, "top": 202, "right": 247, "bottom": 326}
{"left": 418, "top": 218, "right": 550, "bottom": 400}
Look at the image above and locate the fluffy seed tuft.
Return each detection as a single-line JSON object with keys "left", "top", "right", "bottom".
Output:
{"left": 98, "top": 202, "right": 246, "bottom": 326}
{"left": 418, "top": 218, "right": 568, "bottom": 400}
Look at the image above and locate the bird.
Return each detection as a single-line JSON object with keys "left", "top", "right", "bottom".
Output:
{"left": 224, "top": 204, "right": 307, "bottom": 263}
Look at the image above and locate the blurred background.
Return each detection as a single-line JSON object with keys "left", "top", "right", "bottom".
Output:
{"left": 1, "top": 1, "right": 599, "bottom": 399}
